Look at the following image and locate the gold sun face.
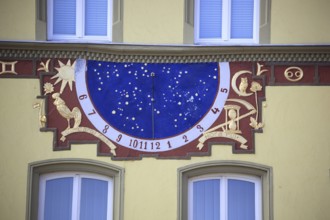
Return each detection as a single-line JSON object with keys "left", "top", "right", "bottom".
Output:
{"left": 51, "top": 60, "right": 76, "bottom": 94}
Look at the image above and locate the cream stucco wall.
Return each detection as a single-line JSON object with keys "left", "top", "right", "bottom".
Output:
{"left": 271, "top": 0, "right": 330, "bottom": 44}
{"left": 1, "top": 0, "right": 330, "bottom": 44}
{"left": 123, "top": 0, "right": 184, "bottom": 44}
{"left": 0, "top": 0, "right": 35, "bottom": 40}
{"left": 0, "top": 79, "right": 329, "bottom": 219}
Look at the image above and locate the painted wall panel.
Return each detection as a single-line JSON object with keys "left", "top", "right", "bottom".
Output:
{"left": 0, "top": 78, "right": 329, "bottom": 219}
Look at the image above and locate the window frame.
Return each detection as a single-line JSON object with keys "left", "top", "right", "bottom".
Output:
{"left": 188, "top": 174, "right": 262, "bottom": 220}
{"left": 38, "top": 172, "right": 113, "bottom": 220}
{"left": 194, "top": 0, "right": 260, "bottom": 45}
{"left": 47, "top": 0, "right": 113, "bottom": 41}
{"left": 26, "top": 159, "right": 124, "bottom": 220}
{"left": 178, "top": 160, "right": 273, "bottom": 220}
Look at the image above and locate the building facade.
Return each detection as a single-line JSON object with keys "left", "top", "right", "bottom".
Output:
{"left": 0, "top": 0, "right": 330, "bottom": 220}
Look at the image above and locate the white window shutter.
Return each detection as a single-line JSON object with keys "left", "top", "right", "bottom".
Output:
{"left": 259, "top": 0, "right": 271, "bottom": 44}
{"left": 183, "top": 0, "right": 195, "bottom": 44}
{"left": 85, "top": 0, "right": 108, "bottom": 36}
{"left": 53, "top": 0, "right": 76, "bottom": 35}
{"left": 230, "top": 0, "right": 254, "bottom": 39}
{"left": 112, "top": 0, "right": 123, "bottom": 42}
{"left": 199, "top": 0, "right": 223, "bottom": 39}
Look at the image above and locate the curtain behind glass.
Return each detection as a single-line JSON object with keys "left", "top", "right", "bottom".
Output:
{"left": 44, "top": 177, "right": 73, "bottom": 220}
{"left": 228, "top": 179, "right": 255, "bottom": 220}
{"left": 193, "top": 179, "right": 220, "bottom": 220}
{"left": 80, "top": 178, "right": 109, "bottom": 220}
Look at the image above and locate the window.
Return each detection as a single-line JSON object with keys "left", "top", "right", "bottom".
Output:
{"left": 183, "top": 0, "right": 271, "bottom": 44}
{"left": 38, "top": 172, "right": 113, "bottom": 220}
{"left": 178, "top": 161, "right": 273, "bottom": 220}
{"left": 27, "top": 159, "right": 124, "bottom": 220}
{"left": 44, "top": 0, "right": 123, "bottom": 42}
{"left": 188, "top": 174, "right": 261, "bottom": 220}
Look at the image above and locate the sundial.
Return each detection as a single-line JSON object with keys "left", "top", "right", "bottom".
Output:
{"left": 75, "top": 60, "right": 230, "bottom": 152}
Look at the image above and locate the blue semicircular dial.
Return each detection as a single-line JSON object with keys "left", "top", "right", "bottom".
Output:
{"left": 87, "top": 61, "right": 219, "bottom": 139}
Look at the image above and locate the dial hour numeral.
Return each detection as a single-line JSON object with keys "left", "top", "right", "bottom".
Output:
{"left": 88, "top": 109, "right": 96, "bottom": 115}
{"left": 140, "top": 141, "right": 147, "bottom": 150}
{"left": 116, "top": 134, "right": 122, "bottom": 142}
{"left": 129, "top": 139, "right": 138, "bottom": 148}
{"left": 79, "top": 94, "right": 88, "bottom": 100}
{"left": 127, "top": 140, "right": 161, "bottom": 150}
{"left": 167, "top": 141, "right": 172, "bottom": 149}
{"left": 196, "top": 125, "right": 204, "bottom": 132}
{"left": 212, "top": 108, "right": 220, "bottom": 114}
{"left": 103, "top": 125, "right": 109, "bottom": 134}
{"left": 220, "top": 88, "right": 228, "bottom": 93}
{"left": 183, "top": 135, "right": 189, "bottom": 143}
{"left": 151, "top": 142, "right": 161, "bottom": 150}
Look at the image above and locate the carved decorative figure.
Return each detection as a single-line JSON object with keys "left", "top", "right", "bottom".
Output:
{"left": 52, "top": 93, "right": 82, "bottom": 130}
{"left": 0, "top": 61, "right": 17, "bottom": 75}
{"left": 51, "top": 60, "right": 76, "bottom": 93}
{"left": 224, "top": 105, "right": 241, "bottom": 133}
{"left": 239, "top": 77, "right": 249, "bottom": 94}
{"left": 33, "top": 101, "right": 47, "bottom": 128}
{"left": 38, "top": 59, "right": 51, "bottom": 72}
{"left": 284, "top": 66, "right": 304, "bottom": 82}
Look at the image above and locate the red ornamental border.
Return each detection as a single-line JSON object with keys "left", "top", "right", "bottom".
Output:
{"left": 1, "top": 46, "right": 330, "bottom": 160}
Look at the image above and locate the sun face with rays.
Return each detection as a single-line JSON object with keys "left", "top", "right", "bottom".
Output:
{"left": 51, "top": 60, "right": 76, "bottom": 94}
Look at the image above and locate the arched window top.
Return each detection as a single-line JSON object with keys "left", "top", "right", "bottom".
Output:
{"left": 178, "top": 160, "right": 273, "bottom": 220}
{"left": 27, "top": 159, "right": 124, "bottom": 220}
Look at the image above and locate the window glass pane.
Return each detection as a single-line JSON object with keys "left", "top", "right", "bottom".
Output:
{"left": 199, "top": 0, "right": 222, "bottom": 38}
{"left": 85, "top": 0, "right": 108, "bottom": 36}
{"left": 53, "top": 0, "right": 76, "bottom": 35}
{"left": 228, "top": 179, "right": 255, "bottom": 220}
{"left": 231, "top": 0, "right": 254, "bottom": 39}
{"left": 44, "top": 177, "right": 73, "bottom": 220}
{"left": 80, "top": 178, "right": 109, "bottom": 220}
{"left": 193, "top": 179, "right": 220, "bottom": 220}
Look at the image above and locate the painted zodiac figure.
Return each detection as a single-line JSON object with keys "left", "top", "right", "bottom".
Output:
{"left": 52, "top": 93, "right": 82, "bottom": 130}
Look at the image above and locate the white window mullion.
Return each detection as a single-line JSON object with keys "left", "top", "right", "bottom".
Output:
{"left": 107, "top": 0, "right": 113, "bottom": 41}
{"left": 76, "top": 0, "right": 83, "bottom": 38}
{"left": 38, "top": 176, "right": 47, "bottom": 220}
{"left": 253, "top": 0, "right": 260, "bottom": 43}
{"left": 47, "top": 0, "right": 54, "bottom": 40}
{"left": 222, "top": 0, "right": 230, "bottom": 41}
{"left": 194, "top": 0, "right": 201, "bottom": 43}
{"left": 255, "top": 178, "right": 262, "bottom": 220}
{"left": 71, "top": 174, "right": 80, "bottom": 220}
{"left": 187, "top": 180, "right": 194, "bottom": 220}
{"left": 220, "top": 177, "right": 227, "bottom": 220}
{"left": 107, "top": 179, "right": 114, "bottom": 220}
